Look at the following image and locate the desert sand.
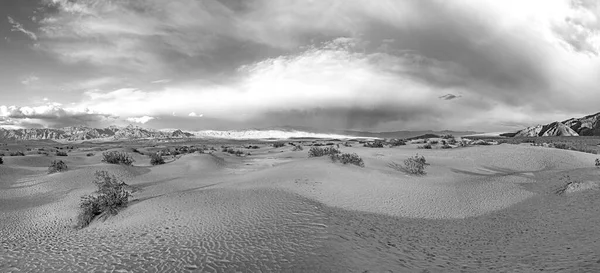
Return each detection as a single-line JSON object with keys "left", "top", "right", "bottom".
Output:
{"left": 1, "top": 141, "right": 600, "bottom": 272}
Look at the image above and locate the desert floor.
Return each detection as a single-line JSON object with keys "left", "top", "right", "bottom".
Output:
{"left": 1, "top": 140, "right": 600, "bottom": 272}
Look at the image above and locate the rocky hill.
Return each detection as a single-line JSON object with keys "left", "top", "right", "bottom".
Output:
{"left": 503, "top": 112, "right": 600, "bottom": 137}
{"left": 0, "top": 125, "right": 188, "bottom": 141}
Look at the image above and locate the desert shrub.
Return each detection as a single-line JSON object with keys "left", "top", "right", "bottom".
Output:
{"left": 292, "top": 145, "right": 304, "bottom": 151}
{"left": 364, "top": 141, "right": 384, "bottom": 148}
{"left": 0, "top": 156, "right": 3, "bottom": 165}
{"left": 441, "top": 134, "right": 454, "bottom": 139}
{"left": 86, "top": 153, "right": 95, "bottom": 157}
{"left": 458, "top": 140, "right": 470, "bottom": 147}
{"left": 56, "top": 151, "right": 68, "bottom": 156}
{"left": 102, "top": 151, "right": 135, "bottom": 166}
{"left": 149, "top": 153, "right": 165, "bottom": 165}
{"left": 330, "top": 153, "right": 365, "bottom": 167}
{"left": 441, "top": 144, "right": 452, "bottom": 149}
{"left": 10, "top": 151, "right": 25, "bottom": 156}
{"left": 48, "top": 160, "right": 68, "bottom": 174}
{"left": 429, "top": 140, "right": 439, "bottom": 145}
{"left": 404, "top": 154, "right": 428, "bottom": 175}
{"left": 417, "top": 144, "right": 432, "bottom": 149}
{"left": 447, "top": 138, "right": 457, "bottom": 145}
{"left": 0, "top": 153, "right": 4, "bottom": 156}
{"left": 76, "top": 171, "right": 132, "bottom": 228}
{"left": 389, "top": 139, "right": 406, "bottom": 147}
{"left": 308, "top": 147, "right": 340, "bottom": 157}
{"left": 272, "top": 142, "right": 285, "bottom": 148}
{"left": 595, "top": 158, "right": 600, "bottom": 167}
{"left": 343, "top": 142, "right": 352, "bottom": 147}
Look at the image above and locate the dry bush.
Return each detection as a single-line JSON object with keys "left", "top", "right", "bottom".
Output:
{"left": 0, "top": 156, "right": 3, "bottom": 165}
{"left": 429, "top": 140, "right": 439, "bottom": 145}
{"left": 308, "top": 147, "right": 340, "bottom": 157}
{"left": 292, "top": 145, "right": 304, "bottom": 151}
{"left": 48, "top": 160, "right": 68, "bottom": 174}
{"left": 77, "top": 171, "right": 132, "bottom": 229}
{"left": 364, "top": 141, "right": 385, "bottom": 148}
{"left": 272, "top": 142, "right": 286, "bottom": 148}
{"left": 389, "top": 139, "right": 406, "bottom": 147}
{"left": 403, "top": 154, "right": 428, "bottom": 175}
{"left": 86, "top": 153, "right": 95, "bottom": 157}
{"left": 10, "top": 151, "right": 25, "bottom": 156}
{"left": 595, "top": 158, "right": 600, "bottom": 167}
{"left": 102, "top": 151, "right": 135, "bottom": 165}
{"left": 149, "top": 153, "right": 165, "bottom": 165}
{"left": 56, "top": 151, "right": 68, "bottom": 156}
{"left": 441, "top": 144, "right": 452, "bottom": 149}
{"left": 417, "top": 144, "right": 432, "bottom": 149}
{"left": 330, "top": 152, "right": 365, "bottom": 167}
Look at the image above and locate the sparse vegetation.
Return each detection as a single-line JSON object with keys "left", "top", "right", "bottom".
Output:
{"left": 596, "top": 158, "right": 600, "bottom": 167}
{"left": 364, "top": 141, "right": 384, "bottom": 148}
{"left": 272, "top": 142, "right": 286, "bottom": 148}
{"left": 441, "top": 144, "right": 452, "bottom": 149}
{"left": 0, "top": 156, "right": 3, "bottom": 165}
{"left": 308, "top": 146, "right": 340, "bottom": 157}
{"left": 404, "top": 154, "right": 428, "bottom": 175}
{"left": 102, "top": 151, "right": 135, "bottom": 165}
{"left": 441, "top": 134, "right": 454, "bottom": 139}
{"left": 149, "top": 153, "right": 165, "bottom": 165}
{"left": 56, "top": 151, "right": 68, "bottom": 156}
{"left": 76, "top": 171, "right": 132, "bottom": 229}
{"left": 417, "top": 144, "right": 432, "bottom": 149}
{"left": 86, "top": 153, "right": 95, "bottom": 157}
{"left": 429, "top": 140, "right": 439, "bottom": 145}
{"left": 10, "top": 151, "right": 25, "bottom": 156}
{"left": 48, "top": 160, "right": 68, "bottom": 174}
{"left": 389, "top": 139, "right": 406, "bottom": 147}
{"left": 292, "top": 145, "right": 304, "bottom": 151}
{"left": 330, "top": 152, "right": 365, "bottom": 167}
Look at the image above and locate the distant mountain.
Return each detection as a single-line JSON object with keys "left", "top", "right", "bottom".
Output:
{"left": 0, "top": 124, "right": 480, "bottom": 142}
{"left": 0, "top": 125, "right": 188, "bottom": 141}
{"left": 503, "top": 112, "right": 600, "bottom": 137}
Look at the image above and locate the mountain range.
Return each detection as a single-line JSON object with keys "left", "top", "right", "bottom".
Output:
{"left": 0, "top": 124, "right": 478, "bottom": 142}
{"left": 503, "top": 112, "right": 600, "bottom": 137}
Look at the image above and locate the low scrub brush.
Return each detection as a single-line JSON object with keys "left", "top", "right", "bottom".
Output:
{"left": 308, "top": 146, "right": 340, "bottom": 157}
{"left": 102, "top": 151, "right": 135, "bottom": 166}
{"left": 48, "top": 160, "right": 68, "bottom": 174}
{"left": 76, "top": 171, "right": 132, "bottom": 228}
{"left": 330, "top": 152, "right": 365, "bottom": 167}
{"left": 404, "top": 154, "right": 428, "bottom": 175}
{"left": 149, "top": 153, "right": 165, "bottom": 165}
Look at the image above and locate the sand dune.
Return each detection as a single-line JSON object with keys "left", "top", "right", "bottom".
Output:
{"left": 1, "top": 142, "right": 599, "bottom": 272}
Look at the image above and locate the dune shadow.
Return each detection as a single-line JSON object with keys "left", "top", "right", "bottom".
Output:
{"left": 450, "top": 166, "right": 551, "bottom": 178}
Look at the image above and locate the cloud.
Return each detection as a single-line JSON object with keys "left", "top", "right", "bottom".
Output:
{"left": 21, "top": 75, "right": 40, "bottom": 85}
{"left": 7, "top": 16, "right": 38, "bottom": 41}
{"left": 126, "top": 116, "right": 156, "bottom": 124}
{"left": 0, "top": 104, "right": 114, "bottom": 128}
{"left": 151, "top": 79, "right": 172, "bottom": 84}
{"left": 188, "top": 112, "right": 203, "bottom": 117}
{"left": 439, "top": 94, "right": 461, "bottom": 100}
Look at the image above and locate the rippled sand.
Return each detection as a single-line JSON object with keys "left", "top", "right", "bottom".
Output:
{"left": 1, "top": 143, "right": 600, "bottom": 272}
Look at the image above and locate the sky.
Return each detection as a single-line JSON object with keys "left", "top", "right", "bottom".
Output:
{"left": 1, "top": 0, "right": 600, "bottom": 132}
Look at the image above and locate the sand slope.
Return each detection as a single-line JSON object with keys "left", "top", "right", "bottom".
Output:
{"left": 1, "top": 143, "right": 599, "bottom": 272}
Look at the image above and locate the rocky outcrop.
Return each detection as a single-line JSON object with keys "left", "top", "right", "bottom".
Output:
{"left": 506, "top": 112, "right": 600, "bottom": 137}
{"left": 0, "top": 125, "right": 192, "bottom": 141}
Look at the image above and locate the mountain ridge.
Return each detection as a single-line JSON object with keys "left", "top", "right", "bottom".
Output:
{"left": 503, "top": 112, "right": 600, "bottom": 137}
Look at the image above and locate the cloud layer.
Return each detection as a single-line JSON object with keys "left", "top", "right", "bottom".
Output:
{"left": 3, "top": 0, "right": 600, "bottom": 131}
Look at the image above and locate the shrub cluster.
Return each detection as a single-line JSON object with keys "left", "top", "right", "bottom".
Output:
{"left": 56, "top": 151, "right": 68, "bottom": 156}
{"left": 0, "top": 156, "right": 3, "bottom": 165}
{"left": 364, "top": 141, "right": 384, "bottom": 148}
{"left": 292, "top": 145, "right": 304, "bottom": 151}
{"left": 48, "top": 160, "right": 68, "bottom": 174}
{"left": 86, "top": 153, "right": 95, "bottom": 157}
{"left": 441, "top": 134, "right": 454, "bottom": 139}
{"left": 149, "top": 153, "right": 165, "bottom": 165}
{"left": 596, "top": 158, "right": 600, "bottom": 167}
{"left": 272, "top": 142, "right": 286, "bottom": 148}
{"left": 417, "top": 144, "right": 432, "bottom": 149}
{"left": 77, "top": 171, "right": 132, "bottom": 228}
{"left": 308, "top": 147, "right": 340, "bottom": 157}
{"left": 330, "top": 152, "right": 365, "bottom": 167}
{"left": 429, "top": 140, "right": 439, "bottom": 145}
{"left": 10, "top": 151, "right": 25, "bottom": 156}
{"left": 404, "top": 154, "right": 428, "bottom": 175}
{"left": 223, "top": 147, "right": 245, "bottom": 156}
{"left": 389, "top": 139, "right": 406, "bottom": 147}
{"left": 441, "top": 144, "right": 452, "bottom": 149}
{"left": 343, "top": 142, "right": 352, "bottom": 147}
{"left": 102, "top": 151, "right": 135, "bottom": 165}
